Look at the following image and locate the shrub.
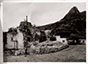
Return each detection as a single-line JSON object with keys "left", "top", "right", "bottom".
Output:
{"left": 50, "top": 36, "right": 56, "bottom": 41}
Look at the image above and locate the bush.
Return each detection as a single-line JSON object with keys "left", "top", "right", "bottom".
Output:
{"left": 50, "top": 36, "right": 56, "bottom": 41}
{"left": 39, "top": 31, "right": 47, "bottom": 42}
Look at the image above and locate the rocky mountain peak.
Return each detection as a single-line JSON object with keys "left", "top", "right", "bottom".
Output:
{"left": 68, "top": 6, "right": 80, "bottom": 15}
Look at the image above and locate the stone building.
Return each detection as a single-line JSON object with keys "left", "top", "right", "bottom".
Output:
{"left": 6, "top": 28, "right": 24, "bottom": 49}
{"left": 5, "top": 16, "right": 42, "bottom": 50}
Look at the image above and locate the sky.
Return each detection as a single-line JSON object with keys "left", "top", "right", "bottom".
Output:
{"left": 3, "top": 2, "right": 86, "bottom": 31}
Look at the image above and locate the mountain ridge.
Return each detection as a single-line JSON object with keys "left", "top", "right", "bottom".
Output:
{"left": 37, "top": 6, "right": 86, "bottom": 38}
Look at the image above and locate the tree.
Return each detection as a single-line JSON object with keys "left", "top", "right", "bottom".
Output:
{"left": 8, "top": 27, "right": 18, "bottom": 36}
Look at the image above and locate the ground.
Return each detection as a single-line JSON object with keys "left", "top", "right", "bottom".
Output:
{"left": 4, "top": 45, "right": 86, "bottom": 62}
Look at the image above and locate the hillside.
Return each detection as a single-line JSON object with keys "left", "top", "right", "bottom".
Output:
{"left": 37, "top": 6, "right": 86, "bottom": 38}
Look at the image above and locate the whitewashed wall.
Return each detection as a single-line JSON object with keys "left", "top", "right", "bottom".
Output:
{"left": 56, "top": 36, "right": 68, "bottom": 44}
{"left": 16, "top": 29, "right": 24, "bottom": 49}
{"left": 7, "top": 33, "right": 15, "bottom": 49}
{"left": 7, "top": 29, "right": 24, "bottom": 49}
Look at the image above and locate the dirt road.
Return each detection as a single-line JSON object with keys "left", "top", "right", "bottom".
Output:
{"left": 4, "top": 45, "right": 86, "bottom": 62}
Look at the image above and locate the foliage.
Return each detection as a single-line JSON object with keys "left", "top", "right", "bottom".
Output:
{"left": 8, "top": 27, "right": 18, "bottom": 36}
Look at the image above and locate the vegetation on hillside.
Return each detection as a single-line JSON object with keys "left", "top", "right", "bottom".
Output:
{"left": 37, "top": 6, "right": 86, "bottom": 39}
